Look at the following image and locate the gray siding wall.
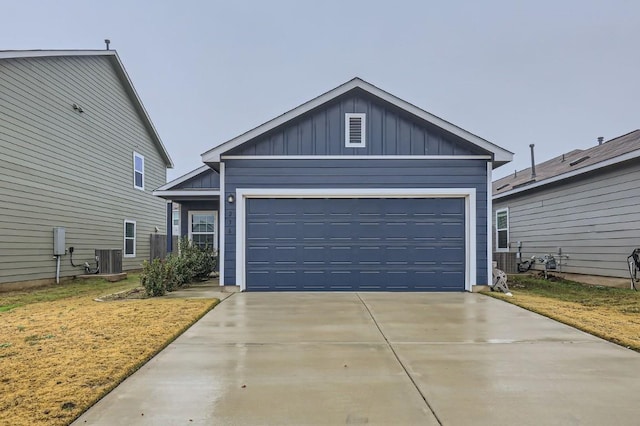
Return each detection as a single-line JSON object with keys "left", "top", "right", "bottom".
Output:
{"left": 176, "top": 169, "right": 220, "bottom": 189}
{"left": 492, "top": 161, "right": 640, "bottom": 278}
{"left": 227, "top": 94, "right": 482, "bottom": 157}
{"left": 0, "top": 55, "right": 167, "bottom": 284}
{"left": 223, "top": 158, "right": 489, "bottom": 286}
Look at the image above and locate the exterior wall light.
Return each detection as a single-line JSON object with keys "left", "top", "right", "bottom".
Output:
{"left": 227, "top": 194, "right": 235, "bottom": 204}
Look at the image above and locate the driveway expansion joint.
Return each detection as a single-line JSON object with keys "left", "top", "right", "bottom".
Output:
{"left": 356, "top": 292, "right": 443, "bottom": 426}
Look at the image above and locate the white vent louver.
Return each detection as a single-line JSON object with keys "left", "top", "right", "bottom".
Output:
{"left": 345, "top": 113, "right": 366, "bottom": 148}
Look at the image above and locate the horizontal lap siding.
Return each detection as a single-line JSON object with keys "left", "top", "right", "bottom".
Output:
{"left": 224, "top": 158, "right": 488, "bottom": 286}
{"left": 493, "top": 162, "right": 640, "bottom": 278}
{"left": 0, "top": 56, "right": 166, "bottom": 284}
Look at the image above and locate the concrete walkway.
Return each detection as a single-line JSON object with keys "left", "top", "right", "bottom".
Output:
{"left": 74, "top": 291, "right": 640, "bottom": 425}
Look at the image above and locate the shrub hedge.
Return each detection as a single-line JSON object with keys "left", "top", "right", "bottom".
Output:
{"left": 140, "top": 238, "right": 217, "bottom": 297}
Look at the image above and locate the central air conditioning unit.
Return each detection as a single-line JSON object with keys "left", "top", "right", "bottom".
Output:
{"left": 95, "top": 249, "right": 123, "bottom": 274}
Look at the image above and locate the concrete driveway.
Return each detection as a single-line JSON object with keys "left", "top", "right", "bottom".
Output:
{"left": 74, "top": 292, "right": 640, "bottom": 425}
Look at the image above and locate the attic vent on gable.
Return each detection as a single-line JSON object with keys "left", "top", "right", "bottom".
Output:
{"left": 345, "top": 113, "right": 366, "bottom": 148}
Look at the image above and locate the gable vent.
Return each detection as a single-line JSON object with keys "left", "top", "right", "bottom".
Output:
{"left": 345, "top": 113, "right": 366, "bottom": 148}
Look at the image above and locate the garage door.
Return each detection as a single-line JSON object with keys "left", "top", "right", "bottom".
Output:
{"left": 245, "top": 198, "right": 465, "bottom": 291}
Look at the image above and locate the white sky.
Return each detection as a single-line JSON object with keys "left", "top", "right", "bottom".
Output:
{"left": 3, "top": 0, "right": 638, "bottom": 182}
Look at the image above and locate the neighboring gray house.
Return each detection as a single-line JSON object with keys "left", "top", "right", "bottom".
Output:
{"left": 158, "top": 77, "right": 513, "bottom": 291}
{"left": 0, "top": 50, "right": 173, "bottom": 287}
{"left": 492, "top": 130, "right": 640, "bottom": 278}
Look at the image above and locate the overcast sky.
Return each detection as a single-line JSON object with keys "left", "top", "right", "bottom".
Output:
{"left": 3, "top": 1, "right": 638, "bottom": 181}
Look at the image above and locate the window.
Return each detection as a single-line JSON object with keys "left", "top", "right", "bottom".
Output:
{"left": 172, "top": 207, "right": 180, "bottom": 236}
{"left": 189, "top": 211, "right": 217, "bottom": 250}
{"left": 345, "top": 113, "right": 366, "bottom": 148}
{"left": 495, "top": 208, "right": 509, "bottom": 251}
{"left": 124, "top": 220, "right": 136, "bottom": 257}
{"left": 133, "top": 152, "right": 144, "bottom": 190}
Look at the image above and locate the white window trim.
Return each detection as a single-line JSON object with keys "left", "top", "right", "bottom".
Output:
{"left": 123, "top": 220, "right": 136, "bottom": 258}
{"left": 234, "top": 187, "right": 476, "bottom": 292}
{"left": 345, "top": 113, "right": 366, "bottom": 148}
{"left": 133, "top": 152, "right": 145, "bottom": 190}
{"left": 495, "top": 208, "right": 509, "bottom": 252}
{"left": 188, "top": 210, "right": 218, "bottom": 250}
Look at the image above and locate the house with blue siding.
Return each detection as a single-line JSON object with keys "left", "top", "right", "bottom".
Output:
{"left": 156, "top": 78, "right": 512, "bottom": 291}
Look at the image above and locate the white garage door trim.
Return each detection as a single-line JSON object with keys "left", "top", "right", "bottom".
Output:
{"left": 235, "top": 188, "right": 477, "bottom": 292}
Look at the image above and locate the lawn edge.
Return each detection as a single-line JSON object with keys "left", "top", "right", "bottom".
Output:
{"left": 480, "top": 291, "right": 640, "bottom": 353}
{"left": 67, "top": 297, "right": 220, "bottom": 425}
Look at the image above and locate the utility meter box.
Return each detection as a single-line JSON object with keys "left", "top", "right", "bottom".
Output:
{"left": 53, "top": 227, "right": 66, "bottom": 255}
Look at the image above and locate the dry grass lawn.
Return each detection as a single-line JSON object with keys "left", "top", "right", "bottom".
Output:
{"left": 483, "top": 274, "right": 640, "bottom": 351}
{"left": 0, "top": 275, "right": 218, "bottom": 426}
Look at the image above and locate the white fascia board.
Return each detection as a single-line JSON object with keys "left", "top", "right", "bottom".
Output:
{"left": 235, "top": 187, "right": 477, "bottom": 292}
{"left": 202, "top": 77, "right": 513, "bottom": 163}
{"left": 0, "top": 50, "right": 115, "bottom": 59}
{"left": 156, "top": 165, "right": 213, "bottom": 190}
{"left": 152, "top": 190, "right": 220, "bottom": 198}
{"left": 493, "top": 149, "right": 640, "bottom": 200}
{"left": 221, "top": 155, "right": 492, "bottom": 161}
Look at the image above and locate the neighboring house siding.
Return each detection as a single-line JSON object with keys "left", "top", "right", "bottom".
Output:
{"left": 493, "top": 162, "right": 640, "bottom": 278}
{"left": 0, "top": 55, "right": 166, "bottom": 284}
{"left": 223, "top": 158, "right": 489, "bottom": 286}
{"left": 226, "top": 94, "right": 482, "bottom": 157}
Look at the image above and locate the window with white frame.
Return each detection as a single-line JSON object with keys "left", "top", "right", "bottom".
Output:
{"left": 124, "top": 220, "right": 136, "bottom": 257}
{"left": 495, "top": 208, "right": 509, "bottom": 251}
{"left": 345, "top": 113, "right": 366, "bottom": 148}
{"left": 172, "top": 206, "right": 180, "bottom": 236}
{"left": 189, "top": 211, "right": 217, "bottom": 250}
{"left": 133, "top": 152, "right": 144, "bottom": 190}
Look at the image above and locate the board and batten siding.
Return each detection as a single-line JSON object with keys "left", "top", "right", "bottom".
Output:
{"left": 174, "top": 169, "right": 220, "bottom": 190}
{"left": 226, "top": 93, "right": 484, "bottom": 157}
{"left": 493, "top": 161, "right": 640, "bottom": 278}
{"left": 0, "top": 55, "right": 167, "bottom": 285}
{"left": 223, "top": 158, "right": 489, "bottom": 286}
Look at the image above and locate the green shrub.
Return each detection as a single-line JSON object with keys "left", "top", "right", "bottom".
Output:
{"left": 178, "top": 237, "right": 217, "bottom": 282}
{"left": 140, "top": 238, "right": 218, "bottom": 297}
{"left": 140, "top": 259, "right": 167, "bottom": 297}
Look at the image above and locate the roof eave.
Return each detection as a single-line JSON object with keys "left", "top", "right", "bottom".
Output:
{"left": 201, "top": 77, "right": 513, "bottom": 164}
{"left": 152, "top": 189, "right": 220, "bottom": 200}
{"left": 155, "top": 165, "right": 213, "bottom": 191}
{"left": 493, "top": 148, "right": 640, "bottom": 200}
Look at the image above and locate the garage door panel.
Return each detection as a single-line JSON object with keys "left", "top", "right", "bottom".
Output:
{"left": 245, "top": 198, "right": 466, "bottom": 291}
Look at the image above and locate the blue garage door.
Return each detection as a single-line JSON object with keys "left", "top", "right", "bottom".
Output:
{"left": 245, "top": 198, "right": 465, "bottom": 291}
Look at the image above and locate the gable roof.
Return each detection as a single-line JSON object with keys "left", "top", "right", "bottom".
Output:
{"left": 201, "top": 77, "right": 513, "bottom": 166}
{"left": 0, "top": 49, "right": 173, "bottom": 168}
{"left": 493, "top": 130, "right": 640, "bottom": 200}
{"left": 152, "top": 165, "right": 219, "bottom": 199}
{"left": 155, "top": 165, "right": 212, "bottom": 191}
